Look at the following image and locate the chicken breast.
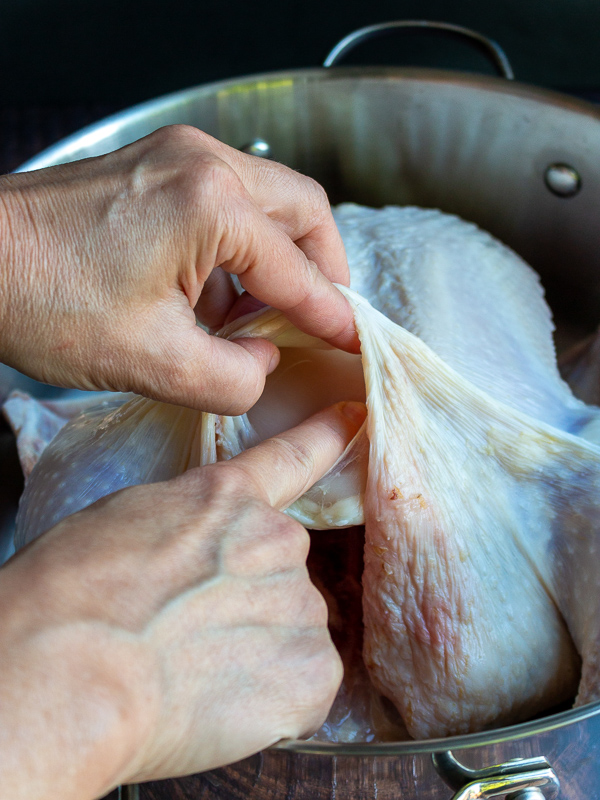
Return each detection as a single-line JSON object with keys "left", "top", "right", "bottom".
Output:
{"left": 348, "top": 286, "right": 594, "bottom": 737}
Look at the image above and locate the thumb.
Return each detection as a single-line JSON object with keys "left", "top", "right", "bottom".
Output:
{"left": 128, "top": 325, "right": 280, "bottom": 414}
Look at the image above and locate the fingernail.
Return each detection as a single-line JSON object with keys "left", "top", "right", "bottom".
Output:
{"left": 334, "top": 320, "right": 361, "bottom": 355}
{"left": 339, "top": 400, "right": 367, "bottom": 427}
{"left": 267, "top": 347, "right": 281, "bottom": 375}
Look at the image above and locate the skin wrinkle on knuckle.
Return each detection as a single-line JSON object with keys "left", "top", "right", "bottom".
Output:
{"left": 224, "top": 512, "right": 309, "bottom": 577}
{"left": 205, "top": 471, "right": 276, "bottom": 533}
{"left": 270, "top": 519, "right": 310, "bottom": 568}
{"left": 181, "top": 157, "right": 243, "bottom": 243}
{"left": 256, "top": 255, "right": 321, "bottom": 316}
{"left": 192, "top": 155, "right": 238, "bottom": 198}
{"left": 298, "top": 582, "right": 330, "bottom": 628}
{"left": 148, "top": 123, "right": 209, "bottom": 154}
{"left": 134, "top": 320, "right": 246, "bottom": 411}
{"left": 217, "top": 198, "right": 277, "bottom": 277}
{"left": 203, "top": 463, "right": 251, "bottom": 503}
{"left": 295, "top": 259, "right": 322, "bottom": 308}
{"left": 265, "top": 169, "right": 330, "bottom": 232}
{"left": 126, "top": 348, "right": 190, "bottom": 406}
{"left": 263, "top": 436, "right": 318, "bottom": 498}
{"left": 202, "top": 340, "right": 267, "bottom": 416}
{"left": 232, "top": 567, "right": 322, "bottom": 630}
{"left": 277, "top": 176, "right": 319, "bottom": 231}
{"left": 278, "top": 517, "right": 311, "bottom": 561}
{"left": 278, "top": 637, "right": 340, "bottom": 728}
{"left": 301, "top": 175, "right": 332, "bottom": 224}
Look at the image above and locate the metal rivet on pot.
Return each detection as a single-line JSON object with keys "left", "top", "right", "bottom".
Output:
{"left": 506, "top": 789, "right": 546, "bottom": 800}
{"left": 544, "top": 163, "right": 581, "bottom": 197}
{"left": 239, "top": 138, "right": 273, "bottom": 158}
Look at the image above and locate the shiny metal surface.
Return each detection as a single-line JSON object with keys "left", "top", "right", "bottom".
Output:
{"left": 119, "top": 786, "right": 140, "bottom": 800}
{"left": 18, "top": 67, "right": 600, "bottom": 327}
{"left": 434, "top": 752, "right": 559, "bottom": 800}
{"left": 239, "top": 137, "right": 273, "bottom": 158}
{"left": 13, "top": 62, "right": 600, "bottom": 799}
{"left": 433, "top": 752, "right": 557, "bottom": 791}
{"left": 507, "top": 789, "right": 547, "bottom": 800}
{"left": 322, "top": 20, "right": 515, "bottom": 80}
{"left": 544, "top": 163, "right": 582, "bottom": 197}
{"left": 450, "top": 769, "right": 557, "bottom": 800}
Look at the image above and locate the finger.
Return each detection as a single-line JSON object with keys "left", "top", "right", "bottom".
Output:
{"left": 217, "top": 199, "right": 359, "bottom": 352}
{"left": 128, "top": 312, "right": 280, "bottom": 414}
{"left": 238, "top": 160, "right": 351, "bottom": 288}
{"left": 183, "top": 130, "right": 350, "bottom": 287}
{"left": 194, "top": 268, "right": 239, "bottom": 331}
{"left": 229, "top": 401, "right": 367, "bottom": 510}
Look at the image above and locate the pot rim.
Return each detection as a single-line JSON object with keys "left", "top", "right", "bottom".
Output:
{"left": 275, "top": 699, "right": 600, "bottom": 755}
{"left": 16, "top": 66, "right": 600, "bottom": 175}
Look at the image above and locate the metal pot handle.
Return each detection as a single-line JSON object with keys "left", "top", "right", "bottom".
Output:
{"left": 116, "top": 784, "right": 139, "bottom": 799}
{"left": 323, "top": 20, "right": 515, "bottom": 80}
{"left": 433, "top": 751, "right": 560, "bottom": 800}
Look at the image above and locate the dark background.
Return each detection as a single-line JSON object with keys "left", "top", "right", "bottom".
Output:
{"left": 3, "top": 0, "right": 600, "bottom": 104}
{"left": 1, "top": 0, "right": 599, "bottom": 171}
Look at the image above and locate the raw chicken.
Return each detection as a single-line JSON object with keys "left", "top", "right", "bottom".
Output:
{"left": 8, "top": 204, "right": 600, "bottom": 740}
{"left": 307, "top": 527, "right": 408, "bottom": 743}
{"left": 348, "top": 287, "right": 599, "bottom": 737}
{"left": 333, "top": 206, "right": 600, "bottom": 735}
{"left": 334, "top": 205, "right": 600, "bottom": 439}
{"left": 3, "top": 391, "right": 127, "bottom": 478}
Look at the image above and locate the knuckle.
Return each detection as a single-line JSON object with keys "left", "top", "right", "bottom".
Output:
{"left": 259, "top": 508, "right": 309, "bottom": 546}
{"left": 303, "top": 174, "right": 330, "bottom": 207}
{"left": 148, "top": 123, "right": 203, "bottom": 150}
{"left": 285, "top": 634, "right": 342, "bottom": 734}
{"left": 138, "top": 331, "right": 261, "bottom": 415}
{"left": 299, "top": 580, "right": 330, "bottom": 627}
{"left": 311, "top": 640, "right": 344, "bottom": 699}
{"left": 273, "top": 567, "right": 330, "bottom": 626}
{"left": 226, "top": 511, "right": 310, "bottom": 576}
{"left": 138, "top": 346, "right": 197, "bottom": 407}
{"left": 205, "top": 463, "right": 251, "bottom": 498}
{"left": 145, "top": 135, "right": 241, "bottom": 213}
{"left": 144, "top": 125, "right": 242, "bottom": 204}
{"left": 300, "top": 175, "right": 331, "bottom": 224}
{"left": 281, "top": 517, "right": 311, "bottom": 559}
{"left": 176, "top": 461, "right": 252, "bottom": 505}
{"left": 217, "top": 365, "right": 266, "bottom": 415}
{"left": 194, "top": 154, "right": 238, "bottom": 193}
{"left": 182, "top": 155, "right": 241, "bottom": 214}
{"left": 269, "top": 436, "right": 317, "bottom": 489}
{"left": 266, "top": 168, "right": 331, "bottom": 240}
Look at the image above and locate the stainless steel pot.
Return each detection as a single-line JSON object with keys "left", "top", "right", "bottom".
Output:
{"left": 11, "top": 22, "right": 600, "bottom": 800}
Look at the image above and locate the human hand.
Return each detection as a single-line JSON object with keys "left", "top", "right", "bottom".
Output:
{"left": 0, "top": 400, "right": 366, "bottom": 799}
{"left": 0, "top": 125, "right": 357, "bottom": 414}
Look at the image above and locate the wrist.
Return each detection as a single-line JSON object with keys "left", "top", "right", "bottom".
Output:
{"left": 0, "top": 564, "right": 157, "bottom": 799}
{"left": 0, "top": 174, "right": 35, "bottom": 369}
{"left": 0, "top": 177, "right": 14, "bottom": 353}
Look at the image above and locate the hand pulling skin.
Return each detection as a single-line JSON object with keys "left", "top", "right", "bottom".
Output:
{"left": 9, "top": 205, "right": 600, "bottom": 739}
